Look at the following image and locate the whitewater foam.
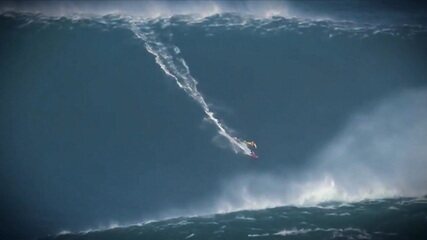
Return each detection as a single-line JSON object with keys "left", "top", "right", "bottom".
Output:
{"left": 248, "top": 233, "right": 270, "bottom": 237}
{"left": 275, "top": 227, "right": 371, "bottom": 239}
{"left": 3, "top": 9, "right": 426, "bottom": 41}
{"left": 185, "top": 233, "right": 195, "bottom": 239}
{"left": 0, "top": 1, "right": 296, "bottom": 19}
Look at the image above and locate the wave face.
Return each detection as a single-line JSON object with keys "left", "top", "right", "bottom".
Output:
{"left": 45, "top": 197, "right": 427, "bottom": 240}
{"left": 1, "top": 2, "right": 427, "bottom": 240}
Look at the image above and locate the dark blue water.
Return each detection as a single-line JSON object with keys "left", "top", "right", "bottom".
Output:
{"left": 1, "top": 3, "right": 427, "bottom": 239}
{"left": 44, "top": 197, "right": 427, "bottom": 240}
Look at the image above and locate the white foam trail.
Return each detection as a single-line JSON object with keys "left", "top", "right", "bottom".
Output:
{"left": 129, "top": 23, "right": 252, "bottom": 156}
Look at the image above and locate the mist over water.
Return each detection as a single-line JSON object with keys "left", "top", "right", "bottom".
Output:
{"left": 214, "top": 89, "right": 427, "bottom": 213}
{"left": 1, "top": 1, "right": 427, "bottom": 239}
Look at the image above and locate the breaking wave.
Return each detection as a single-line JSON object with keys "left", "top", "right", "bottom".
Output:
{"left": 3, "top": 9, "right": 426, "bottom": 210}
{"left": 1, "top": 4, "right": 427, "bottom": 238}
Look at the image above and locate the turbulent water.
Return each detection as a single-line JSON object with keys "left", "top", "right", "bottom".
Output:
{"left": 45, "top": 197, "right": 427, "bottom": 240}
{"left": 1, "top": 2, "right": 427, "bottom": 240}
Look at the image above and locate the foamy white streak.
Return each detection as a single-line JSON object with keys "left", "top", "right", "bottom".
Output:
{"left": 130, "top": 24, "right": 251, "bottom": 156}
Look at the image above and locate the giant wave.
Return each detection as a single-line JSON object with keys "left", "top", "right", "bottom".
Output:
{"left": 1, "top": 2, "right": 427, "bottom": 239}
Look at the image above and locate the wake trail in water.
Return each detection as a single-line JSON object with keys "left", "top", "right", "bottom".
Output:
{"left": 130, "top": 23, "right": 252, "bottom": 156}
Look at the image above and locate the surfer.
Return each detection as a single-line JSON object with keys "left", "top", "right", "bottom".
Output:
{"left": 244, "top": 140, "right": 258, "bottom": 159}
{"left": 234, "top": 138, "right": 258, "bottom": 159}
{"left": 244, "top": 140, "right": 257, "bottom": 149}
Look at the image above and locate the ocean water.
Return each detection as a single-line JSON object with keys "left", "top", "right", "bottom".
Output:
{"left": 45, "top": 197, "right": 427, "bottom": 240}
{"left": 1, "top": 2, "right": 427, "bottom": 240}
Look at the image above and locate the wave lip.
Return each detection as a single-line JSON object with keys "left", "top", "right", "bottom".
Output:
{"left": 0, "top": 0, "right": 295, "bottom": 19}
{"left": 2, "top": 0, "right": 427, "bottom": 27}
{"left": 3, "top": 10, "right": 426, "bottom": 42}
